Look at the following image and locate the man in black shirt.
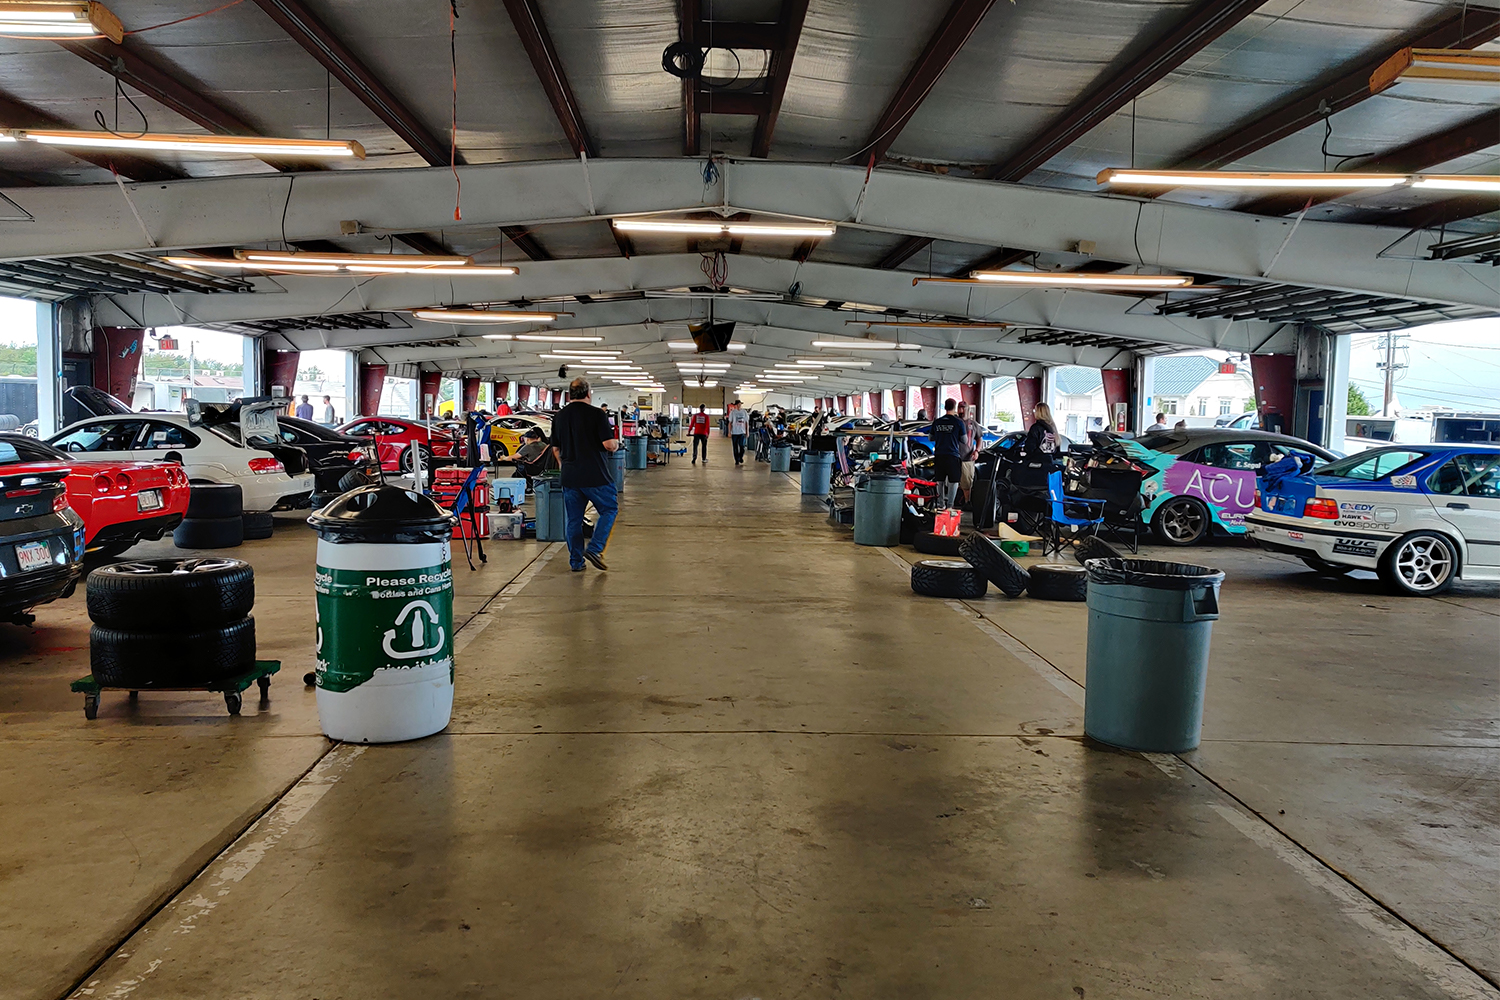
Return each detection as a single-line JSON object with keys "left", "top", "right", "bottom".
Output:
{"left": 550, "top": 378, "right": 621, "bottom": 571}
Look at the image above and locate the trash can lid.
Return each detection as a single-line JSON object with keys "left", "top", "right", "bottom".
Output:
{"left": 307, "top": 484, "right": 457, "bottom": 544}
{"left": 1085, "top": 558, "right": 1225, "bottom": 590}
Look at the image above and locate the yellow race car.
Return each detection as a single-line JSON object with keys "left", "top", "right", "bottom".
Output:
{"left": 487, "top": 414, "right": 551, "bottom": 458}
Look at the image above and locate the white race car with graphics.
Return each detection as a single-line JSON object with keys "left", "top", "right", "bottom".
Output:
{"left": 1246, "top": 444, "right": 1500, "bottom": 595}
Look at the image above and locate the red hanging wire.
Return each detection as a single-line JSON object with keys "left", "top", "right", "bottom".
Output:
{"left": 450, "top": 0, "right": 461, "bottom": 221}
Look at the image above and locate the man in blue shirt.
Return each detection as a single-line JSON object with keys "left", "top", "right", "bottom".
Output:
{"left": 929, "top": 398, "right": 965, "bottom": 509}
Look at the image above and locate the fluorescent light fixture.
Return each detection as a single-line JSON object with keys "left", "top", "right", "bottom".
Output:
{"left": 613, "top": 219, "right": 835, "bottom": 238}
{"left": 413, "top": 309, "right": 558, "bottom": 323}
{"left": 349, "top": 264, "right": 518, "bottom": 276}
{"left": 810, "top": 340, "right": 920, "bottom": 350}
{"left": 966, "top": 270, "right": 1194, "bottom": 289}
{"left": 164, "top": 257, "right": 340, "bottom": 273}
{"left": 539, "top": 353, "right": 622, "bottom": 360}
{"left": 850, "top": 320, "right": 1012, "bottom": 329}
{"left": 1410, "top": 174, "right": 1500, "bottom": 193}
{"left": 793, "top": 358, "right": 872, "bottom": 367}
{"left": 1097, "top": 168, "right": 1405, "bottom": 190}
{"left": 241, "top": 250, "right": 470, "bottom": 268}
{"left": 480, "top": 334, "right": 514, "bottom": 340}
{"left": 170, "top": 251, "right": 514, "bottom": 277}
{"left": 514, "top": 334, "right": 603, "bottom": 342}
{"left": 667, "top": 341, "right": 745, "bottom": 350}
{"left": 1371, "top": 47, "right": 1500, "bottom": 93}
{"left": 6, "top": 129, "right": 363, "bottom": 159}
{"left": 0, "top": 3, "right": 122, "bottom": 41}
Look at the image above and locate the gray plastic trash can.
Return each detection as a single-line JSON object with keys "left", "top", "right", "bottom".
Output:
{"left": 625, "top": 435, "right": 648, "bottom": 470}
{"left": 534, "top": 479, "right": 566, "bottom": 541}
{"left": 800, "top": 451, "right": 833, "bottom": 494}
{"left": 853, "top": 474, "right": 903, "bottom": 546}
{"left": 769, "top": 444, "right": 792, "bottom": 472}
{"left": 609, "top": 448, "right": 628, "bottom": 491}
{"left": 1083, "top": 559, "right": 1225, "bottom": 753}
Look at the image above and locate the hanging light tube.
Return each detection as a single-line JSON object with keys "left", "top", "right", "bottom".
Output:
{"left": 1370, "top": 47, "right": 1500, "bottom": 93}
{"left": 810, "top": 340, "right": 920, "bottom": 350}
{"left": 413, "top": 309, "right": 559, "bottom": 324}
{"left": 0, "top": 1, "right": 123, "bottom": 40}
{"left": 957, "top": 271, "right": 1194, "bottom": 289}
{"left": 5, "top": 129, "right": 363, "bottom": 159}
{"left": 613, "top": 219, "right": 835, "bottom": 238}
{"left": 847, "top": 319, "right": 1012, "bottom": 329}
{"left": 667, "top": 341, "right": 746, "bottom": 350}
{"left": 169, "top": 252, "right": 515, "bottom": 276}
{"left": 513, "top": 334, "right": 602, "bottom": 342}
{"left": 1097, "top": 168, "right": 1405, "bottom": 190}
{"left": 1409, "top": 174, "right": 1500, "bottom": 193}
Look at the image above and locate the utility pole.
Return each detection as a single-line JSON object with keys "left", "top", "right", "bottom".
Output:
{"left": 1377, "top": 332, "right": 1409, "bottom": 417}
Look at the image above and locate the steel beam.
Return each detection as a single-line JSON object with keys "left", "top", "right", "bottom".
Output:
{"left": 394, "top": 232, "right": 453, "bottom": 256}
{"left": 952, "top": 246, "right": 1031, "bottom": 276}
{"left": 502, "top": 0, "right": 595, "bottom": 157}
{"left": 862, "top": 0, "right": 997, "bottom": 164}
{"left": 59, "top": 39, "right": 265, "bottom": 138}
{"left": 502, "top": 226, "right": 552, "bottom": 262}
{"left": 877, "top": 236, "right": 935, "bottom": 270}
{"left": 0, "top": 90, "right": 182, "bottom": 183}
{"left": 5, "top": 158, "right": 1493, "bottom": 307}
{"left": 250, "top": 0, "right": 456, "bottom": 168}
{"left": 751, "top": 0, "right": 810, "bottom": 158}
{"left": 1365, "top": 195, "right": 1500, "bottom": 233}
{"left": 680, "top": 0, "right": 700, "bottom": 156}
{"left": 988, "top": 0, "right": 1266, "bottom": 182}
{"left": 1176, "top": 9, "right": 1500, "bottom": 170}
{"left": 1239, "top": 113, "right": 1500, "bottom": 217}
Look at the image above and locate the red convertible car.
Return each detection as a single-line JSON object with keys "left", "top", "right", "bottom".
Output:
{"left": 335, "top": 417, "right": 462, "bottom": 473}
{"left": 0, "top": 433, "right": 190, "bottom": 559}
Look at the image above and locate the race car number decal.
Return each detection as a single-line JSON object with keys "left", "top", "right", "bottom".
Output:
{"left": 1390, "top": 475, "right": 1418, "bottom": 488}
{"left": 1332, "top": 537, "right": 1378, "bottom": 558}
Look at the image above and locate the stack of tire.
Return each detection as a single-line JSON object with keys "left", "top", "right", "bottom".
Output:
{"left": 910, "top": 533, "right": 1118, "bottom": 602}
{"left": 174, "top": 483, "right": 272, "bottom": 548}
{"left": 85, "top": 558, "right": 258, "bottom": 713}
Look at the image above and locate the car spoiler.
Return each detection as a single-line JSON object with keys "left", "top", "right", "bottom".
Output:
{"left": 0, "top": 465, "right": 71, "bottom": 492}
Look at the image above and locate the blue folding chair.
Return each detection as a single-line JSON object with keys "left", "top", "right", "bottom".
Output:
{"left": 1007, "top": 462, "right": 1104, "bottom": 556}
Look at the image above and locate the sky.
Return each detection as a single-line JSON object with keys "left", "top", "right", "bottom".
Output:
{"left": 1, "top": 297, "right": 1496, "bottom": 412}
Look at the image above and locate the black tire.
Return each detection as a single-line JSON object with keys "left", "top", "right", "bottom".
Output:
{"left": 336, "top": 469, "right": 371, "bottom": 493}
{"left": 185, "top": 482, "right": 243, "bottom": 520}
{"left": 90, "top": 617, "right": 256, "bottom": 688}
{"left": 910, "top": 559, "right": 987, "bottom": 599}
{"left": 914, "top": 531, "right": 963, "bottom": 556}
{"left": 1074, "top": 535, "right": 1125, "bottom": 567}
{"left": 959, "top": 532, "right": 1030, "bottom": 598}
{"left": 1378, "top": 531, "right": 1459, "bottom": 596}
{"left": 87, "top": 557, "right": 255, "bottom": 629}
{"left": 1301, "top": 556, "right": 1352, "bottom": 577}
{"left": 1152, "top": 496, "right": 1209, "bottom": 546}
{"left": 309, "top": 492, "right": 339, "bottom": 511}
{"left": 241, "top": 511, "right": 274, "bottom": 540}
{"left": 173, "top": 516, "right": 244, "bottom": 549}
{"left": 1028, "top": 563, "right": 1088, "bottom": 601}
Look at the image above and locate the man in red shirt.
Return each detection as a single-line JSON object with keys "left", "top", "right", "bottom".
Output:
{"left": 689, "top": 404, "right": 712, "bottom": 464}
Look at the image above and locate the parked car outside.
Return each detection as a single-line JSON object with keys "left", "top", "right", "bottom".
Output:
{"left": 0, "top": 443, "right": 84, "bottom": 622}
{"left": 48, "top": 413, "right": 314, "bottom": 513}
{"left": 1247, "top": 444, "right": 1500, "bottom": 595}
{"left": 1116, "top": 428, "right": 1337, "bottom": 545}
{"left": 0, "top": 433, "right": 189, "bottom": 558}
{"left": 336, "top": 417, "right": 462, "bottom": 473}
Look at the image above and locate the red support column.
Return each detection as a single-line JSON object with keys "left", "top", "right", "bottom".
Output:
{"left": 1014, "top": 377, "right": 1041, "bottom": 425}
{"left": 92, "top": 327, "right": 144, "bottom": 404}
{"left": 461, "top": 376, "right": 481, "bottom": 413}
{"left": 494, "top": 381, "right": 510, "bottom": 412}
{"left": 1101, "top": 368, "right": 1132, "bottom": 432}
{"left": 1250, "top": 354, "right": 1296, "bottom": 435}
{"left": 892, "top": 389, "right": 907, "bottom": 417}
{"left": 417, "top": 371, "right": 442, "bottom": 420}
{"left": 918, "top": 386, "right": 937, "bottom": 418}
{"left": 358, "top": 363, "right": 387, "bottom": 416}
{"left": 264, "top": 348, "right": 300, "bottom": 404}
{"left": 959, "top": 382, "right": 980, "bottom": 408}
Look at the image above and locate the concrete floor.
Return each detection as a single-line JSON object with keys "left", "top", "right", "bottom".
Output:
{"left": 1, "top": 436, "right": 1495, "bottom": 999}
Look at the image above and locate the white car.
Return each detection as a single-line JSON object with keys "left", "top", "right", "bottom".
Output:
{"left": 1246, "top": 444, "right": 1500, "bottom": 596}
{"left": 49, "top": 413, "right": 315, "bottom": 513}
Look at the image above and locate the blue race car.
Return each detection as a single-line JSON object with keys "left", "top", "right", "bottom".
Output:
{"left": 1247, "top": 444, "right": 1500, "bottom": 595}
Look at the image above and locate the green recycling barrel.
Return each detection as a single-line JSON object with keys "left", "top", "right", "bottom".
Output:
{"left": 853, "top": 474, "right": 904, "bottom": 546}
{"left": 1083, "top": 559, "right": 1225, "bottom": 753}
{"left": 534, "top": 477, "right": 565, "bottom": 541}
{"left": 769, "top": 444, "right": 792, "bottom": 472}
{"left": 308, "top": 485, "right": 458, "bottom": 743}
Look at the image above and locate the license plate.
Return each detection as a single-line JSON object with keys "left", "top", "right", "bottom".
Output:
{"left": 15, "top": 540, "right": 51, "bottom": 572}
{"left": 137, "top": 489, "right": 163, "bottom": 512}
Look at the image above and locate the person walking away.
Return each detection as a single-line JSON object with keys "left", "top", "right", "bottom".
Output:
{"left": 1021, "top": 402, "right": 1059, "bottom": 466}
{"left": 728, "top": 399, "right": 749, "bottom": 465}
{"left": 320, "top": 395, "right": 337, "bottom": 425}
{"left": 957, "top": 401, "right": 981, "bottom": 505}
{"left": 1146, "top": 412, "right": 1168, "bottom": 432}
{"left": 929, "top": 399, "right": 966, "bottom": 509}
{"left": 294, "top": 394, "right": 314, "bottom": 420}
{"left": 689, "top": 404, "right": 711, "bottom": 464}
{"left": 550, "top": 378, "right": 619, "bottom": 572}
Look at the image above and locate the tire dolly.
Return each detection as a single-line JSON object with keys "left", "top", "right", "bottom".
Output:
{"left": 71, "top": 660, "right": 281, "bottom": 719}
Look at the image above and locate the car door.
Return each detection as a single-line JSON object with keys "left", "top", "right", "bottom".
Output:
{"left": 1428, "top": 453, "right": 1500, "bottom": 569}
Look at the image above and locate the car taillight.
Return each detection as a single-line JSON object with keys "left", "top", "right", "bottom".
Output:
{"left": 348, "top": 449, "right": 365, "bottom": 463}
{"left": 94, "top": 473, "right": 113, "bottom": 494}
{"left": 248, "top": 457, "right": 285, "bottom": 475}
{"left": 1304, "top": 497, "right": 1338, "bottom": 519}
{"left": 116, "top": 473, "right": 131, "bottom": 491}
{"left": 53, "top": 494, "right": 70, "bottom": 512}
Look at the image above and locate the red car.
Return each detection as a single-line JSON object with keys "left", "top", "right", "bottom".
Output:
{"left": 0, "top": 433, "right": 190, "bottom": 559}
{"left": 335, "top": 417, "right": 461, "bottom": 473}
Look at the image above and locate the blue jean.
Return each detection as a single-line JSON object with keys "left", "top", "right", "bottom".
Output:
{"left": 731, "top": 434, "right": 746, "bottom": 463}
{"left": 563, "top": 482, "right": 618, "bottom": 569}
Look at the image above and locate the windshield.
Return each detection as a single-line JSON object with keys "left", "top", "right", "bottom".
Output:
{"left": 1136, "top": 432, "right": 1187, "bottom": 451}
{"left": 1315, "top": 448, "right": 1429, "bottom": 481}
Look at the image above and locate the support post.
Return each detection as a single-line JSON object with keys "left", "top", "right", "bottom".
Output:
{"left": 34, "top": 302, "right": 60, "bottom": 438}
{"left": 1325, "top": 334, "right": 1349, "bottom": 456}
{"left": 1014, "top": 376, "right": 1040, "bottom": 427}
{"left": 241, "top": 335, "right": 261, "bottom": 400}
